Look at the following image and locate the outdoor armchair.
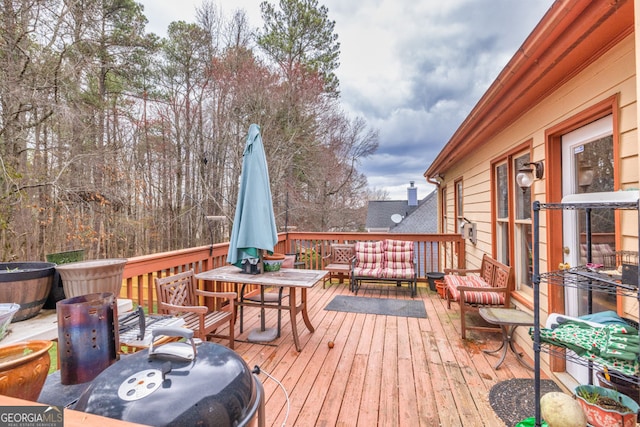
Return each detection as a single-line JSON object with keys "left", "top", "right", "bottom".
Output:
{"left": 155, "top": 269, "right": 236, "bottom": 349}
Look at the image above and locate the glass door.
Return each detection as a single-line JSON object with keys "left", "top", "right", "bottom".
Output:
{"left": 561, "top": 114, "right": 614, "bottom": 383}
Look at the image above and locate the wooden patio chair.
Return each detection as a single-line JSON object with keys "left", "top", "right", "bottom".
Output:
{"left": 322, "top": 243, "right": 355, "bottom": 288}
{"left": 154, "top": 269, "right": 236, "bottom": 349}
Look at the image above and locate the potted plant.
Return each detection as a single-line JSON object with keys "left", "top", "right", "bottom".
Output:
{"left": 263, "top": 252, "right": 285, "bottom": 272}
{"left": 55, "top": 258, "right": 127, "bottom": 298}
{"left": 575, "top": 384, "right": 639, "bottom": 427}
{"left": 0, "top": 340, "right": 53, "bottom": 401}
{"left": 0, "top": 262, "right": 56, "bottom": 321}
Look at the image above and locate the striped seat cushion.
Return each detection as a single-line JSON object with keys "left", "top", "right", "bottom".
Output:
{"left": 445, "top": 275, "right": 505, "bottom": 305}
{"left": 353, "top": 266, "right": 384, "bottom": 277}
{"left": 353, "top": 241, "right": 384, "bottom": 277}
{"left": 383, "top": 239, "right": 415, "bottom": 278}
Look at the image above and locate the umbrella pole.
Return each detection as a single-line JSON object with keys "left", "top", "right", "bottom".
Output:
{"left": 260, "top": 288, "right": 266, "bottom": 331}
{"left": 247, "top": 284, "right": 278, "bottom": 343}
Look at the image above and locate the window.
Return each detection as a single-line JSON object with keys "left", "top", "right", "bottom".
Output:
{"left": 455, "top": 179, "right": 463, "bottom": 231}
{"left": 495, "top": 163, "right": 509, "bottom": 265}
{"left": 514, "top": 154, "right": 532, "bottom": 289}
{"left": 493, "top": 149, "right": 533, "bottom": 290}
{"left": 441, "top": 187, "right": 447, "bottom": 233}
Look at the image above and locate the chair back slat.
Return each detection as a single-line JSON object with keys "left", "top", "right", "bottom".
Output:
{"left": 155, "top": 270, "right": 197, "bottom": 313}
{"left": 332, "top": 244, "right": 355, "bottom": 264}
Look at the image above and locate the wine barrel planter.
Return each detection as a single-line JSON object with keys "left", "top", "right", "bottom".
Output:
{"left": 0, "top": 262, "right": 56, "bottom": 321}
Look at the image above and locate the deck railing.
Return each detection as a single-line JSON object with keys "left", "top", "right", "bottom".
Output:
{"left": 121, "top": 232, "right": 465, "bottom": 313}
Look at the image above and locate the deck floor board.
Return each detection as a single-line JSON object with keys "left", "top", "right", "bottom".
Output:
{"left": 214, "top": 282, "right": 536, "bottom": 427}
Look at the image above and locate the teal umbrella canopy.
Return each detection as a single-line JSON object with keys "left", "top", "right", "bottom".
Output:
{"left": 227, "top": 124, "right": 278, "bottom": 268}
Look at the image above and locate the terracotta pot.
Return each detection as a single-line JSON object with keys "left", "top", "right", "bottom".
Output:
{"left": 575, "top": 384, "right": 639, "bottom": 427}
{"left": 0, "top": 262, "right": 56, "bottom": 321}
{"left": 435, "top": 279, "right": 447, "bottom": 299}
{"left": 0, "top": 340, "right": 53, "bottom": 401}
{"left": 56, "top": 258, "right": 127, "bottom": 298}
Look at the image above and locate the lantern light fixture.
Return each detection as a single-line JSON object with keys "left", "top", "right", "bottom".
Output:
{"left": 516, "top": 161, "right": 544, "bottom": 190}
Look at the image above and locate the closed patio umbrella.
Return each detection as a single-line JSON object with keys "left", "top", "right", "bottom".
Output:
{"left": 227, "top": 124, "right": 280, "bottom": 343}
{"left": 227, "top": 123, "right": 278, "bottom": 270}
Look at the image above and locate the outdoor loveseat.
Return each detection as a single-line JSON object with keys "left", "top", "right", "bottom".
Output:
{"left": 350, "top": 239, "right": 417, "bottom": 297}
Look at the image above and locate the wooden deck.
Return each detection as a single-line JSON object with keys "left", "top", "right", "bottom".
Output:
{"left": 232, "top": 281, "right": 537, "bottom": 427}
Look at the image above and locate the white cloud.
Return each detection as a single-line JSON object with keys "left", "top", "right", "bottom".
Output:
{"left": 138, "top": 0, "right": 554, "bottom": 201}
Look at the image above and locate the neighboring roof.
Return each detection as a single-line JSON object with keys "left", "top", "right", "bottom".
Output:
{"left": 365, "top": 190, "right": 437, "bottom": 233}
{"left": 391, "top": 190, "right": 438, "bottom": 233}
{"left": 365, "top": 200, "right": 418, "bottom": 231}
{"left": 424, "top": 0, "right": 633, "bottom": 180}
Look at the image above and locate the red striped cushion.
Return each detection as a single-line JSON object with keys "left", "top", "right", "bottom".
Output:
{"left": 353, "top": 266, "right": 384, "bottom": 277}
{"left": 445, "top": 275, "right": 505, "bottom": 305}
{"left": 383, "top": 239, "right": 414, "bottom": 278}
{"left": 384, "top": 267, "right": 415, "bottom": 279}
{"left": 460, "top": 289, "right": 505, "bottom": 305}
{"left": 354, "top": 241, "right": 384, "bottom": 271}
{"left": 444, "top": 274, "right": 472, "bottom": 300}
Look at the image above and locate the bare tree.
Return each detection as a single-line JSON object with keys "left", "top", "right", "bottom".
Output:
{"left": 0, "top": 0, "right": 379, "bottom": 262}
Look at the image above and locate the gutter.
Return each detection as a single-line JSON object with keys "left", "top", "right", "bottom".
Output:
{"left": 426, "top": 174, "right": 442, "bottom": 187}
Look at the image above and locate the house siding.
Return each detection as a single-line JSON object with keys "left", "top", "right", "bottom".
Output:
{"left": 446, "top": 33, "right": 636, "bottom": 266}
{"left": 437, "top": 32, "right": 637, "bottom": 380}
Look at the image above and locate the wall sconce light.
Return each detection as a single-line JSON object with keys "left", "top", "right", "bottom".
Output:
{"left": 516, "top": 161, "right": 544, "bottom": 190}
{"left": 458, "top": 217, "right": 471, "bottom": 234}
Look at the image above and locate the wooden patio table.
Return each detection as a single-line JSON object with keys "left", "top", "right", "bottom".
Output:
{"left": 196, "top": 266, "right": 327, "bottom": 351}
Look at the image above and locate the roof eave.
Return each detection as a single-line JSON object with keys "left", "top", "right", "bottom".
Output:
{"left": 424, "top": 0, "right": 633, "bottom": 180}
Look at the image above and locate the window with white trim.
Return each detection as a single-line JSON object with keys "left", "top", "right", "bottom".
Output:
{"left": 495, "top": 162, "right": 509, "bottom": 265}
{"left": 514, "top": 153, "right": 532, "bottom": 289}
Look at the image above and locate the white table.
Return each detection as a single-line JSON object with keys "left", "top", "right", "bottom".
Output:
{"left": 2, "top": 298, "right": 132, "bottom": 345}
{"left": 196, "top": 266, "right": 327, "bottom": 351}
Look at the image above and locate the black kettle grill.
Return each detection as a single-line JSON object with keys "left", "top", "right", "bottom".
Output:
{"left": 73, "top": 328, "right": 264, "bottom": 427}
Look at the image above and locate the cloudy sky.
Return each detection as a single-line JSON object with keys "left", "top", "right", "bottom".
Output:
{"left": 139, "top": 0, "right": 554, "bottom": 200}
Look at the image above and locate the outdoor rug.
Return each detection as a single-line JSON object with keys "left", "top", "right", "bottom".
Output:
{"left": 489, "top": 378, "right": 562, "bottom": 427}
{"left": 324, "top": 295, "right": 427, "bottom": 318}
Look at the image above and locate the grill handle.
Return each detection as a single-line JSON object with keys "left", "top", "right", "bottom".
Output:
{"left": 148, "top": 327, "right": 197, "bottom": 362}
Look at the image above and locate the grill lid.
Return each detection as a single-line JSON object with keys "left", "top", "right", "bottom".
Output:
{"left": 74, "top": 329, "right": 258, "bottom": 427}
